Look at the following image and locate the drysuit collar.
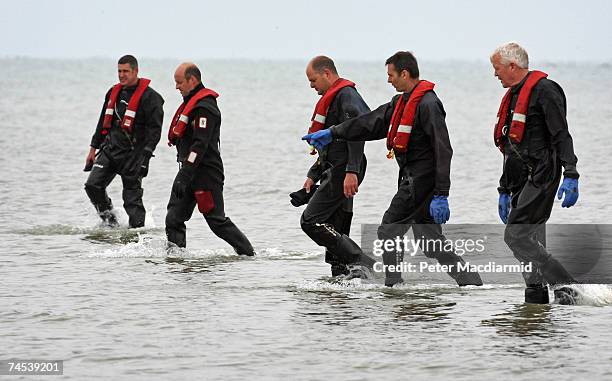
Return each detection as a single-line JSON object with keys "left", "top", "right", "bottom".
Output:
{"left": 183, "top": 83, "right": 205, "bottom": 102}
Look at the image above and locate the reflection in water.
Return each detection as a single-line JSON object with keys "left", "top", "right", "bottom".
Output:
{"left": 145, "top": 255, "right": 243, "bottom": 274}
{"left": 481, "top": 303, "right": 571, "bottom": 339}
{"left": 480, "top": 303, "right": 577, "bottom": 358}
{"left": 291, "top": 289, "right": 375, "bottom": 326}
{"left": 14, "top": 224, "right": 163, "bottom": 236}
{"left": 392, "top": 300, "right": 456, "bottom": 322}
{"left": 82, "top": 229, "right": 141, "bottom": 245}
{"left": 379, "top": 287, "right": 458, "bottom": 322}
{"left": 290, "top": 280, "right": 459, "bottom": 326}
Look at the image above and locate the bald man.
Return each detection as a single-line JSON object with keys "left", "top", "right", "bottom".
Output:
{"left": 165, "top": 63, "right": 254, "bottom": 255}
{"left": 299, "top": 56, "right": 371, "bottom": 277}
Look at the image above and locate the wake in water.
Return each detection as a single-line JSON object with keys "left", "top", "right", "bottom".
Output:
{"left": 296, "top": 277, "right": 524, "bottom": 293}
{"left": 14, "top": 223, "right": 163, "bottom": 245}
{"left": 552, "top": 284, "right": 612, "bottom": 306}
{"left": 87, "top": 232, "right": 322, "bottom": 261}
{"left": 12, "top": 206, "right": 162, "bottom": 241}
{"left": 13, "top": 222, "right": 612, "bottom": 306}
{"left": 298, "top": 275, "right": 612, "bottom": 307}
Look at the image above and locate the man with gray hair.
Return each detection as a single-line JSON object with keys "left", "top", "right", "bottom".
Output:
{"left": 490, "top": 42, "right": 580, "bottom": 304}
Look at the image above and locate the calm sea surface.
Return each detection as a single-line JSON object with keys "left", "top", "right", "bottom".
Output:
{"left": 1, "top": 58, "right": 611, "bottom": 380}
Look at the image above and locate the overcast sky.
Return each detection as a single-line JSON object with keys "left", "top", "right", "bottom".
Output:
{"left": 1, "top": 0, "right": 611, "bottom": 62}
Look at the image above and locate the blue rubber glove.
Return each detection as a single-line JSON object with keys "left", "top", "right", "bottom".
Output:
{"left": 302, "top": 129, "right": 333, "bottom": 151}
{"left": 498, "top": 193, "right": 511, "bottom": 224}
{"left": 429, "top": 196, "right": 450, "bottom": 224}
{"left": 557, "top": 177, "right": 579, "bottom": 208}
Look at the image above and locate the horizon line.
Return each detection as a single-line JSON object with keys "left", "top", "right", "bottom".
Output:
{"left": 1, "top": 55, "right": 611, "bottom": 65}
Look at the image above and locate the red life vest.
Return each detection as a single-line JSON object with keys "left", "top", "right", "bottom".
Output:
{"left": 168, "top": 88, "right": 219, "bottom": 146}
{"left": 386, "top": 80, "right": 435, "bottom": 158}
{"left": 307, "top": 78, "right": 355, "bottom": 155}
{"left": 101, "top": 78, "right": 151, "bottom": 135}
{"left": 493, "top": 70, "right": 548, "bottom": 153}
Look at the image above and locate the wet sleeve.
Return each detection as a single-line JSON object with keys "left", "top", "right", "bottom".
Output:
{"left": 182, "top": 107, "right": 219, "bottom": 169}
{"left": 141, "top": 91, "right": 164, "bottom": 154}
{"left": 330, "top": 100, "right": 393, "bottom": 142}
{"left": 90, "top": 89, "right": 111, "bottom": 149}
{"left": 306, "top": 159, "right": 323, "bottom": 182}
{"left": 338, "top": 90, "right": 371, "bottom": 173}
{"left": 539, "top": 82, "right": 579, "bottom": 179}
{"left": 419, "top": 99, "right": 453, "bottom": 196}
{"left": 498, "top": 171, "right": 510, "bottom": 194}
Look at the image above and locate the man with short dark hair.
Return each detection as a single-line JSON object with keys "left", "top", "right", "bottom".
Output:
{"left": 165, "top": 62, "right": 254, "bottom": 255}
{"left": 84, "top": 55, "right": 164, "bottom": 228}
{"left": 490, "top": 42, "right": 580, "bottom": 304}
{"left": 298, "top": 55, "right": 370, "bottom": 277}
{"left": 304, "top": 51, "right": 482, "bottom": 287}
{"left": 118, "top": 54, "right": 138, "bottom": 70}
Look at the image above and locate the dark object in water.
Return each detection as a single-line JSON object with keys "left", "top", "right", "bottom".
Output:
{"left": 525, "top": 284, "right": 550, "bottom": 304}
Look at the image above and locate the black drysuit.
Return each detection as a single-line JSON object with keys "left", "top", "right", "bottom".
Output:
{"left": 300, "top": 86, "right": 369, "bottom": 275}
{"left": 498, "top": 74, "right": 579, "bottom": 286}
{"left": 85, "top": 80, "right": 164, "bottom": 228}
{"left": 165, "top": 84, "right": 254, "bottom": 255}
{"left": 330, "top": 89, "right": 482, "bottom": 286}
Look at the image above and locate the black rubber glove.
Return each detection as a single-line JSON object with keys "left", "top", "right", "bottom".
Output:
{"left": 172, "top": 165, "right": 195, "bottom": 199}
{"left": 139, "top": 151, "right": 153, "bottom": 177}
{"left": 289, "top": 185, "right": 319, "bottom": 207}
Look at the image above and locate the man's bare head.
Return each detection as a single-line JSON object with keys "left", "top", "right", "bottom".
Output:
{"left": 490, "top": 42, "right": 530, "bottom": 88}
{"left": 174, "top": 62, "right": 202, "bottom": 97}
{"left": 305, "top": 55, "right": 339, "bottom": 95}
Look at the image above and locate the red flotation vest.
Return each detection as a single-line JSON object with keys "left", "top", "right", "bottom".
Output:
{"left": 101, "top": 78, "right": 151, "bottom": 135}
{"left": 167, "top": 88, "right": 219, "bottom": 146}
{"left": 493, "top": 70, "right": 548, "bottom": 153}
{"left": 307, "top": 78, "right": 355, "bottom": 154}
{"left": 386, "top": 80, "right": 435, "bottom": 158}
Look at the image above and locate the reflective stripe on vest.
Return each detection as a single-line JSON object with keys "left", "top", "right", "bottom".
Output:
{"left": 386, "top": 80, "right": 435, "bottom": 157}
{"left": 167, "top": 87, "right": 219, "bottom": 145}
{"left": 493, "top": 70, "right": 548, "bottom": 153}
{"left": 101, "top": 78, "right": 151, "bottom": 136}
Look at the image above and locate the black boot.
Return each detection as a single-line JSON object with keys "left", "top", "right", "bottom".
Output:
{"left": 437, "top": 254, "right": 483, "bottom": 286}
{"left": 382, "top": 251, "right": 404, "bottom": 287}
{"left": 329, "top": 236, "right": 371, "bottom": 280}
{"left": 385, "top": 277, "right": 404, "bottom": 287}
{"left": 525, "top": 284, "right": 550, "bottom": 304}
{"left": 165, "top": 227, "right": 186, "bottom": 248}
{"left": 123, "top": 188, "right": 145, "bottom": 228}
{"left": 100, "top": 210, "right": 119, "bottom": 227}
{"left": 330, "top": 263, "right": 349, "bottom": 277}
{"left": 85, "top": 185, "right": 117, "bottom": 227}
{"left": 233, "top": 246, "right": 255, "bottom": 256}
{"left": 449, "top": 270, "right": 483, "bottom": 286}
{"left": 325, "top": 250, "right": 349, "bottom": 277}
